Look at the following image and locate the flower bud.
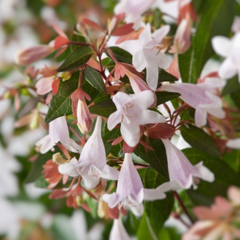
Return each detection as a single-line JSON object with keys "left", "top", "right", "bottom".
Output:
{"left": 15, "top": 45, "right": 54, "bottom": 66}
{"left": 77, "top": 100, "right": 92, "bottom": 134}
{"left": 174, "top": 18, "right": 192, "bottom": 54}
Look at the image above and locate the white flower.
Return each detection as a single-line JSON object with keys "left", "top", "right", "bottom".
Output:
{"left": 58, "top": 117, "right": 119, "bottom": 190}
{"left": 102, "top": 153, "right": 168, "bottom": 217}
{"left": 114, "top": 0, "right": 156, "bottom": 29}
{"left": 161, "top": 78, "right": 225, "bottom": 127}
{"left": 212, "top": 33, "right": 240, "bottom": 83}
{"left": 35, "top": 116, "right": 81, "bottom": 153}
{"left": 226, "top": 138, "right": 240, "bottom": 149}
{"left": 162, "top": 139, "right": 214, "bottom": 190}
{"left": 109, "top": 219, "right": 131, "bottom": 240}
{"left": 108, "top": 90, "right": 165, "bottom": 147}
{"left": 119, "top": 23, "right": 171, "bottom": 90}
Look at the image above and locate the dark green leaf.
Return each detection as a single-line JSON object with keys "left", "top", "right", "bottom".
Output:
{"left": 183, "top": 148, "right": 240, "bottom": 206}
{"left": 221, "top": 76, "right": 240, "bottom": 96}
{"left": 93, "top": 93, "right": 110, "bottom": 104}
{"left": 135, "top": 138, "right": 169, "bottom": 180}
{"left": 222, "top": 149, "right": 240, "bottom": 173}
{"left": 156, "top": 91, "right": 181, "bottom": 105}
{"left": 25, "top": 151, "right": 53, "bottom": 183}
{"left": 58, "top": 46, "right": 94, "bottom": 72}
{"left": 45, "top": 72, "right": 98, "bottom": 123}
{"left": 136, "top": 213, "right": 154, "bottom": 240}
{"left": 107, "top": 46, "right": 132, "bottom": 64}
{"left": 180, "top": 125, "right": 221, "bottom": 157}
{"left": 158, "top": 69, "right": 178, "bottom": 82}
{"left": 231, "top": 90, "right": 240, "bottom": 109}
{"left": 89, "top": 99, "right": 116, "bottom": 118}
{"left": 84, "top": 66, "right": 106, "bottom": 94}
{"left": 34, "top": 175, "right": 49, "bottom": 188}
{"left": 179, "top": 0, "right": 235, "bottom": 83}
{"left": 140, "top": 168, "right": 174, "bottom": 236}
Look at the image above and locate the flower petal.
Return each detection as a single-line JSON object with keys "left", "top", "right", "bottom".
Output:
{"left": 109, "top": 219, "right": 131, "bottom": 240}
{"left": 212, "top": 36, "right": 231, "bottom": 57}
{"left": 226, "top": 138, "right": 240, "bottom": 149}
{"left": 58, "top": 158, "right": 80, "bottom": 177}
{"left": 219, "top": 58, "right": 238, "bottom": 79}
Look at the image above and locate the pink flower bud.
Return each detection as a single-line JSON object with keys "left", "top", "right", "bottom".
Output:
{"left": 174, "top": 18, "right": 192, "bottom": 54}
{"left": 15, "top": 45, "right": 54, "bottom": 66}
{"left": 77, "top": 100, "right": 92, "bottom": 134}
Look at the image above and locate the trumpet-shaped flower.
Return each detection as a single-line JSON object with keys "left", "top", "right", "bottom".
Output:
{"left": 102, "top": 153, "right": 169, "bottom": 217}
{"left": 226, "top": 138, "right": 240, "bottom": 149}
{"left": 35, "top": 116, "right": 80, "bottom": 154}
{"left": 109, "top": 219, "right": 131, "bottom": 240}
{"left": 108, "top": 90, "right": 165, "bottom": 147}
{"left": 119, "top": 23, "right": 171, "bottom": 90}
{"left": 161, "top": 78, "right": 225, "bottom": 127}
{"left": 212, "top": 33, "right": 240, "bottom": 83}
{"left": 162, "top": 139, "right": 214, "bottom": 190}
{"left": 114, "top": 0, "right": 156, "bottom": 29}
{"left": 58, "top": 117, "right": 119, "bottom": 190}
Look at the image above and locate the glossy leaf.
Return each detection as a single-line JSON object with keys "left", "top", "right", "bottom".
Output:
{"left": 135, "top": 138, "right": 169, "bottom": 180}
{"left": 180, "top": 125, "right": 221, "bottom": 157}
{"left": 107, "top": 46, "right": 132, "bottom": 64}
{"left": 178, "top": 0, "right": 235, "bottom": 83}
{"left": 89, "top": 99, "right": 116, "bottom": 118}
{"left": 45, "top": 72, "right": 98, "bottom": 123}
{"left": 156, "top": 91, "right": 181, "bottom": 105}
{"left": 58, "top": 46, "right": 94, "bottom": 72}
{"left": 158, "top": 69, "right": 178, "bottom": 82}
{"left": 221, "top": 76, "right": 240, "bottom": 96}
{"left": 231, "top": 90, "right": 240, "bottom": 109}
{"left": 84, "top": 66, "right": 106, "bottom": 94}
{"left": 183, "top": 148, "right": 240, "bottom": 206}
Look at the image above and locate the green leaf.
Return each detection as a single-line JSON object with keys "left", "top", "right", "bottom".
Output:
{"left": 183, "top": 148, "right": 240, "bottom": 206}
{"left": 140, "top": 168, "right": 174, "bottom": 236}
{"left": 89, "top": 99, "right": 116, "bottom": 118}
{"left": 107, "top": 46, "right": 132, "bottom": 64}
{"left": 231, "top": 89, "right": 240, "bottom": 109}
{"left": 136, "top": 213, "right": 155, "bottom": 240}
{"left": 158, "top": 69, "right": 178, "bottom": 82}
{"left": 135, "top": 138, "right": 169, "bottom": 180}
{"left": 156, "top": 91, "right": 180, "bottom": 105}
{"left": 58, "top": 46, "right": 94, "bottom": 72}
{"left": 45, "top": 72, "right": 98, "bottom": 123}
{"left": 84, "top": 66, "right": 106, "bottom": 94}
{"left": 180, "top": 125, "right": 221, "bottom": 157}
{"left": 222, "top": 149, "right": 240, "bottom": 173}
{"left": 25, "top": 151, "right": 53, "bottom": 183}
{"left": 34, "top": 175, "right": 49, "bottom": 188}
{"left": 178, "top": 0, "right": 235, "bottom": 83}
{"left": 221, "top": 76, "right": 240, "bottom": 96}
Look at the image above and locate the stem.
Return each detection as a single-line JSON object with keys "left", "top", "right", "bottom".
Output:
{"left": 69, "top": 41, "right": 90, "bottom": 47}
{"left": 171, "top": 212, "right": 191, "bottom": 229}
{"left": 174, "top": 191, "right": 194, "bottom": 224}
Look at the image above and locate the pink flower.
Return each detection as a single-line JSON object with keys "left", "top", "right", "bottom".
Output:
{"left": 102, "top": 153, "right": 169, "bottom": 216}
{"left": 212, "top": 33, "right": 240, "bottom": 83}
{"left": 183, "top": 187, "right": 240, "bottom": 240}
{"left": 35, "top": 116, "right": 80, "bottom": 154}
{"left": 119, "top": 23, "right": 171, "bottom": 90}
{"left": 109, "top": 218, "right": 131, "bottom": 240}
{"left": 162, "top": 139, "right": 214, "bottom": 190}
{"left": 161, "top": 78, "right": 225, "bottom": 127}
{"left": 108, "top": 90, "right": 165, "bottom": 147}
{"left": 58, "top": 117, "right": 119, "bottom": 190}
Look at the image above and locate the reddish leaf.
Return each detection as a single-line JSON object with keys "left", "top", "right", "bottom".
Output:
{"left": 112, "top": 23, "right": 134, "bottom": 36}
{"left": 148, "top": 123, "right": 175, "bottom": 140}
{"left": 52, "top": 78, "right": 60, "bottom": 95}
{"left": 54, "top": 36, "right": 69, "bottom": 49}
{"left": 82, "top": 18, "right": 104, "bottom": 32}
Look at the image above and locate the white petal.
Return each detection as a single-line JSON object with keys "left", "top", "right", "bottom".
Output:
{"left": 128, "top": 202, "right": 144, "bottom": 217}
{"left": 118, "top": 40, "right": 141, "bottom": 56}
{"left": 99, "top": 165, "right": 119, "bottom": 180}
{"left": 58, "top": 158, "right": 80, "bottom": 177}
{"left": 139, "top": 109, "right": 166, "bottom": 125}
{"left": 152, "top": 25, "right": 170, "bottom": 43}
{"left": 109, "top": 219, "right": 131, "bottom": 240}
{"left": 131, "top": 90, "right": 155, "bottom": 109}
{"left": 121, "top": 122, "right": 140, "bottom": 147}
{"left": 146, "top": 63, "right": 159, "bottom": 90}
{"left": 36, "top": 135, "right": 54, "bottom": 154}
{"left": 107, "top": 110, "right": 122, "bottom": 130}
{"left": 194, "top": 162, "right": 215, "bottom": 183}
{"left": 226, "top": 138, "right": 240, "bottom": 149}
{"left": 133, "top": 49, "right": 147, "bottom": 72}
{"left": 219, "top": 58, "right": 238, "bottom": 79}
{"left": 102, "top": 193, "right": 122, "bottom": 208}
{"left": 212, "top": 36, "right": 231, "bottom": 57}
{"left": 195, "top": 107, "right": 207, "bottom": 127}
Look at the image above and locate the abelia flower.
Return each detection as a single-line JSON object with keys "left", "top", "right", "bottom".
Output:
{"left": 108, "top": 90, "right": 165, "bottom": 147}
{"left": 114, "top": 0, "right": 156, "bottom": 29}
{"left": 58, "top": 117, "right": 119, "bottom": 190}
{"left": 226, "top": 138, "right": 240, "bottom": 149}
{"left": 212, "top": 33, "right": 240, "bottom": 83}
{"left": 109, "top": 218, "right": 131, "bottom": 240}
{"left": 35, "top": 116, "right": 80, "bottom": 154}
{"left": 183, "top": 186, "right": 240, "bottom": 240}
{"left": 161, "top": 78, "right": 225, "bottom": 127}
{"left": 102, "top": 153, "right": 169, "bottom": 217}
{"left": 162, "top": 139, "right": 214, "bottom": 190}
{"left": 119, "top": 23, "right": 171, "bottom": 90}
